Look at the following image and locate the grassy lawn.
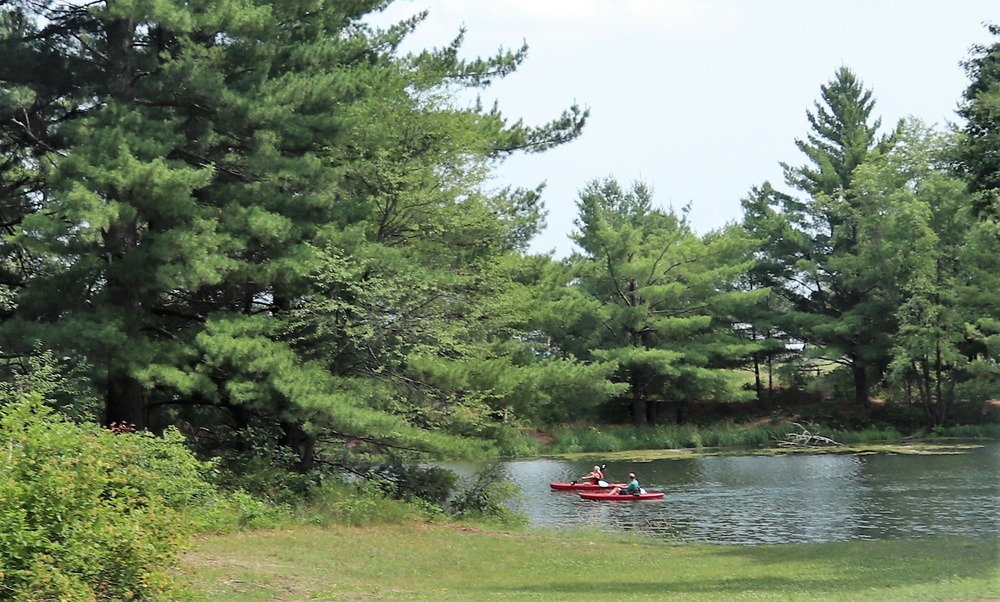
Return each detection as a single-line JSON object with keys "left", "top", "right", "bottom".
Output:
{"left": 176, "top": 523, "right": 1000, "bottom": 601}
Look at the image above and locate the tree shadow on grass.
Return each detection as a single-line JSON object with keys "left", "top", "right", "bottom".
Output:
{"left": 483, "top": 538, "right": 999, "bottom": 598}
{"left": 483, "top": 575, "right": 879, "bottom": 597}
{"left": 707, "top": 537, "right": 998, "bottom": 579}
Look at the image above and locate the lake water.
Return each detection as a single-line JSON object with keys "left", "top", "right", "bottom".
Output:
{"left": 500, "top": 442, "right": 1000, "bottom": 545}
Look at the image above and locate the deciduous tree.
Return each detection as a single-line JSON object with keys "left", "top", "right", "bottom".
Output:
{"left": 855, "top": 120, "right": 1000, "bottom": 425}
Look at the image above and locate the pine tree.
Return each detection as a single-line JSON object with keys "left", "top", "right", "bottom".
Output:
{"left": 957, "top": 23, "right": 1000, "bottom": 219}
{"left": 0, "top": 1, "right": 587, "bottom": 469}
{"left": 771, "top": 67, "right": 898, "bottom": 405}
{"left": 559, "top": 178, "right": 761, "bottom": 426}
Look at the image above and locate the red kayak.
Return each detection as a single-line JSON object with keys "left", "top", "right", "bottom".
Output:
{"left": 578, "top": 491, "right": 665, "bottom": 501}
{"left": 549, "top": 481, "right": 625, "bottom": 491}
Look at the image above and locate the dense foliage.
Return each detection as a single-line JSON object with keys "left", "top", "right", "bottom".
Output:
{"left": 3, "top": 4, "right": 994, "bottom": 598}
{"left": 741, "top": 60, "right": 1000, "bottom": 425}
{"left": 0, "top": 396, "right": 212, "bottom": 600}
{"left": 0, "top": 0, "right": 594, "bottom": 474}
{"left": 0, "top": 1, "right": 996, "bottom": 507}
{"left": 957, "top": 23, "right": 1000, "bottom": 219}
{"left": 547, "top": 178, "right": 762, "bottom": 426}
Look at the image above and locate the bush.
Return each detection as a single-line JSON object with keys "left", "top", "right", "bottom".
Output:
{"left": 550, "top": 425, "right": 632, "bottom": 453}
{"left": 449, "top": 464, "right": 527, "bottom": 529}
{"left": 298, "top": 481, "right": 439, "bottom": 527}
{"left": 549, "top": 423, "right": 804, "bottom": 453}
{"left": 489, "top": 425, "right": 542, "bottom": 458}
{"left": 0, "top": 395, "right": 215, "bottom": 600}
{"left": 837, "top": 426, "right": 903, "bottom": 444}
{"left": 929, "top": 423, "right": 1000, "bottom": 439}
{"left": 371, "top": 461, "right": 459, "bottom": 506}
{"left": 187, "top": 489, "right": 291, "bottom": 533}
{"left": 210, "top": 426, "right": 321, "bottom": 506}
{"left": 0, "top": 347, "right": 102, "bottom": 423}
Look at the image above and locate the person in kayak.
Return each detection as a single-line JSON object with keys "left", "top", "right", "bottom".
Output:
{"left": 607, "top": 472, "right": 640, "bottom": 495}
{"left": 582, "top": 465, "right": 604, "bottom": 484}
{"left": 571, "top": 465, "right": 605, "bottom": 485}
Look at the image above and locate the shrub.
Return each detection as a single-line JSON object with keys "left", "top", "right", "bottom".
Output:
{"left": 370, "top": 461, "right": 459, "bottom": 506}
{"left": 929, "top": 423, "right": 1000, "bottom": 439}
{"left": 210, "top": 425, "right": 320, "bottom": 506}
{"left": 298, "top": 481, "right": 437, "bottom": 527}
{"left": 449, "top": 464, "right": 527, "bottom": 529}
{"left": 188, "top": 489, "right": 291, "bottom": 533}
{"left": 492, "top": 426, "right": 542, "bottom": 458}
{"left": 0, "top": 347, "right": 102, "bottom": 422}
{"left": 0, "top": 395, "right": 214, "bottom": 600}
{"left": 548, "top": 428, "right": 583, "bottom": 453}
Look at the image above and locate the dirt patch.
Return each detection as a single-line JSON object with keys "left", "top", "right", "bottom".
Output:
{"left": 521, "top": 428, "right": 554, "bottom": 446}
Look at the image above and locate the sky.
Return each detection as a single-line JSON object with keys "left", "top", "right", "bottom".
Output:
{"left": 370, "top": 1, "right": 998, "bottom": 257}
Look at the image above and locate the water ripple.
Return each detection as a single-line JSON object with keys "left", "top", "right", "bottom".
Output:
{"left": 502, "top": 443, "right": 1000, "bottom": 545}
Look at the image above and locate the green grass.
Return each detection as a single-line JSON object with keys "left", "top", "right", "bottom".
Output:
{"left": 546, "top": 419, "right": 1000, "bottom": 456}
{"left": 175, "top": 523, "right": 1000, "bottom": 601}
{"left": 548, "top": 422, "right": 804, "bottom": 454}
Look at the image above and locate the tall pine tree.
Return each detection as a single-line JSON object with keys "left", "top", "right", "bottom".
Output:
{"left": 0, "top": 1, "right": 587, "bottom": 469}
{"left": 768, "top": 67, "right": 898, "bottom": 405}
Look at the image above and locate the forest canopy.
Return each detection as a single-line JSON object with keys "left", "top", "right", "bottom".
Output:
{"left": 0, "top": 2, "right": 997, "bottom": 481}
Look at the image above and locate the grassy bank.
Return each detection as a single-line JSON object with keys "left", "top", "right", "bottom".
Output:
{"left": 176, "top": 523, "right": 999, "bottom": 601}
{"left": 543, "top": 421, "right": 1000, "bottom": 455}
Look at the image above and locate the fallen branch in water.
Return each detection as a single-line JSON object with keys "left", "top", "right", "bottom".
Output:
{"left": 777, "top": 423, "right": 842, "bottom": 447}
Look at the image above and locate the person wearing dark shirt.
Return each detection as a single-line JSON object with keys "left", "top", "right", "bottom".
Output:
{"left": 607, "top": 472, "right": 640, "bottom": 495}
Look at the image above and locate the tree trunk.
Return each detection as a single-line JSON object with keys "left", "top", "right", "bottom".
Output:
{"left": 631, "top": 397, "right": 648, "bottom": 428}
{"left": 852, "top": 360, "right": 870, "bottom": 407}
{"left": 932, "top": 340, "right": 947, "bottom": 427}
{"left": 105, "top": 362, "right": 147, "bottom": 429}
{"left": 107, "top": 18, "right": 136, "bottom": 101}
{"left": 101, "top": 18, "right": 145, "bottom": 430}
{"left": 767, "top": 353, "right": 774, "bottom": 400}
{"left": 753, "top": 354, "right": 762, "bottom": 399}
{"left": 914, "top": 359, "right": 941, "bottom": 429}
{"left": 281, "top": 421, "right": 317, "bottom": 473}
